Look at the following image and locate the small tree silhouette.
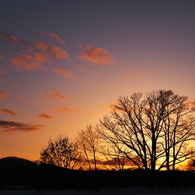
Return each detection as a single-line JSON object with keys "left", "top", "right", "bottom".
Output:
{"left": 40, "top": 135, "right": 81, "bottom": 169}
{"left": 76, "top": 125, "right": 100, "bottom": 170}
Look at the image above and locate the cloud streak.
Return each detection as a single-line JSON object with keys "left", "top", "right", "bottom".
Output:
{"left": 49, "top": 106, "right": 81, "bottom": 113}
{"left": 78, "top": 45, "right": 113, "bottom": 65}
{"left": 47, "top": 90, "right": 69, "bottom": 102}
{"left": 38, "top": 113, "right": 53, "bottom": 119}
{"left": 0, "top": 90, "right": 9, "bottom": 101}
{"left": 1, "top": 109, "right": 17, "bottom": 115}
{"left": 0, "top": 120, "right": 43, "bottom": 133}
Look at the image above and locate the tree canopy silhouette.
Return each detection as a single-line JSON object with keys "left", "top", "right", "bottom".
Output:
{"left": 40, "top": 135, "right": 81, "bottom": 169}
{"left": 97, "top": 90, "right": 195, "bottom": 172}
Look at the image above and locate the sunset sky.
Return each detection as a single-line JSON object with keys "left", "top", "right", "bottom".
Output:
{"left": 1, "top": 0, "right": 195, "bottom": 161}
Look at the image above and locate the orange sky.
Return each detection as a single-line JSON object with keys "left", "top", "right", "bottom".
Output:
{"left": 0, "top": 0, "right": 195, "bottom": 161}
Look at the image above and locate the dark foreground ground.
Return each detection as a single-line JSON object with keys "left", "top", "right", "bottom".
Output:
{"left": 0, "top": 157, "right": 195, "bottom": 191}
{"left": 1, "top": 188, "right": 195, "bottom": 195}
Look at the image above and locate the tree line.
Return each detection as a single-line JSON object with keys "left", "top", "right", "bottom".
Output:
{"left": 40, "top": 90, "right": 195, "bottom": 172}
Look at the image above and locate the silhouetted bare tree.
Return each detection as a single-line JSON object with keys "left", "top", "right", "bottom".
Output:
{"left": 100, "top": 142, "right": 131, "bottom": 170}
{"left": 97, "top": 90, "right": 195, "bottom": 172}
{"left": 76, "top": 125, "right": 100, "bottom": 170}
{"left": 40, "top": 135, "right": 81, "bottom": 169}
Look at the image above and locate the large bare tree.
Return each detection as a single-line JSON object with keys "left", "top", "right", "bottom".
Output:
{"left": 40, "top": 135, "right": 81, "bottom": 169}
{"left": 97, "top": 90, "right": 195, "bottom": 172}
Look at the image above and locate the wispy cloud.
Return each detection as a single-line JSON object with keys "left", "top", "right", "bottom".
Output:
{"left": 47, "top": 90, "right": 69, "bottom": 102}
{"left": 0, "top": 31, "right": 27, "bottom": 44}
{"left": 38, "top": 113, "right": 53, "bottom": 119}
{"left": 48, "top": 32, "right": 65, "bottom": 45}
{"left": 1, "top": 109, "right": 17, "bottom": 116}
{"left": 35, "top": 41, "right": 69, "bottom": 59}
{"left": 11, "top": 52, "right": 51, "bottom": 70}
{"left": 0, "top": 90, "right": 9, "bottom": 101}
{"left": 49, "top": 106, "right": 81, "bottom": 113}
{"left": 0, "top": 120, "right": 43, "bottom": 133}
{"left": 37, "top": 31, "right": 65, "bottom": 45}
{"left": 49, "top": 106, "right": 103, "bottom": 116}
{"left": 78, "top": 44, "right": 113, "bottom": 65}
{"left": 54, "top": 67, "right": 77, "bottom": 79}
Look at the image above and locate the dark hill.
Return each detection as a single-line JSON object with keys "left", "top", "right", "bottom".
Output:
{"left": 0, "top": 156, "right": 37, "bottom": 188}
{"left": 1, "top": 156, "right": 195, "bottom": 190}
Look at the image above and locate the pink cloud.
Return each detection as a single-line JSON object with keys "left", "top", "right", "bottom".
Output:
{"left": 54, "top": 68, "right": 76, "bottom": 79}
{"left": 35, "top": 41, "right": 69, "bottom": 59}
{"left": 0, "top": 120, "right": 44, "bottom": 133}
{"left": 37, "top": 31, "right": 65, "bottom": 45}
{"left": 38, "top": 113, "right": 53, "bottom": 119}
{"left": 78, "top": 45, "right": 113, "bottom": 65}
{"left": 1, "top": 31, "right": 69, "bottom": 72}
{"left": 0, "top": 90, "right": 9, "bottom": 101}
{"left": 11, "top": 52, "right": 51, "bottom": 70}
{"left": 1, "top": 109, "right": 17, "bottom": 116}
{"left": 48, "top": 90, "right": 69, "bottom": 101}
